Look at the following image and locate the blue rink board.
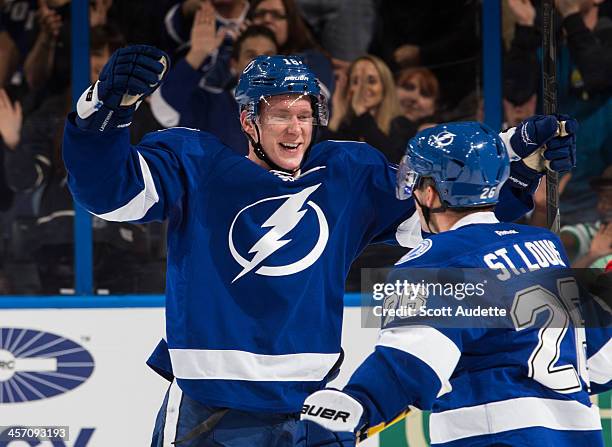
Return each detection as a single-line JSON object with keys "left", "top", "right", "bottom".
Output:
{"left": 0, "top": 293, "right": 362, "bottom": 308}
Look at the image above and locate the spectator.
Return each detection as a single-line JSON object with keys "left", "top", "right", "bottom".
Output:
{"left": 296, "top": 0, "right": 375, "bottom": 68}
{"left": 0, "top": 0, "right": 36, "bottom": 90}
{"left": 325, "top": 54, "right": 411, "bottom": 163}
{"left": 151, "top": 14, "right": 278, "bottom": 154}
{"left": 162, "top": 0, "right": 249, "bottom": 90}
{"left": 503, "top": 0, "right": 540, "bottom": 129}
{"left": 163, "top": 0, "right": 248, "bottom": 58}
{"left": 369, "top": 0, "right": 480, "bottom": 115}
{"left": 503, "top": 92, "right": 537, "bottom": 129}
{"left": 249, "top": 0, "right": 334, "bottom": 95}
{"left": 505, "top": 0, "right": 612, "bottom": 225}
{"left": 23, "top": 0, "right": 114, "bottom": 94}
{"left": 561, "top": 165, "right": 612, "bottom": 269}
{"left": 396, "top": 67, "right": 440, "bottom": 134}
{"left": 23, "top": 0, "right": 68, "bottom": 93}
{"left": 0, "top": 89, "right": 15, "bottom": 212}
{"left": 3, "top": 25, "right": 156, "bottom": 294}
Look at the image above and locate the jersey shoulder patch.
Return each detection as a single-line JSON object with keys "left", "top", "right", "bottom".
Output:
{"left": 395, "top": 239, "right": 433, "bottom": 265}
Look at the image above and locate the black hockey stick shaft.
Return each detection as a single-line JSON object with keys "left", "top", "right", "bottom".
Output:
{"left": 542, "top": 0, "right": 561, "bottom": 233}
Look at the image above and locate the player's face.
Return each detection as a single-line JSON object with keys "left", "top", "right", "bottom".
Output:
{"left": 232, "top": 36, "right": 277, "bottom": 74}
{"left": 348, "top": 60, "right": 384, "bottom": 114}
{"left": 252, "top": 0, "right": 289, "bottom": 47}
{"left": 247, "top": 94, "right": 314, "bottom": 172}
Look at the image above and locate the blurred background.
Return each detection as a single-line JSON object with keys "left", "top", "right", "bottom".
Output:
{"left": 0, "top": 0, "right": 609, "bottom": 445}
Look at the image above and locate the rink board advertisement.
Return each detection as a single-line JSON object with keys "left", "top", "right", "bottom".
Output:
{"left": 0, "top": 306, "right": 609, "bottom": 446}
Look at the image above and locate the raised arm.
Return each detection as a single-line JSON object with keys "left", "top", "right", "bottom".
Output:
{"left": 64, "top": 45, "right": 209, "bottom": 223}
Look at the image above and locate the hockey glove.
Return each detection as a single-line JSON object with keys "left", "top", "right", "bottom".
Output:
{"left": 76, "top": 45, "right": 169, "bottom": 132}
{"left": 301, "top": 389, "right": 365, "bottom": 434}
{"left": 300, "top": 420, "right": 356, "bottom": 447}
{"left": 504, "top": 114, "right": 578, "bottom": 193}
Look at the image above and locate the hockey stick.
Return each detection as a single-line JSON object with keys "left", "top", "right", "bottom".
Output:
{"left": 541, "top": 0, "right": 561, "bottom": 233}
{"left": 356, "top": 408, "right": 411, "bottom": 444}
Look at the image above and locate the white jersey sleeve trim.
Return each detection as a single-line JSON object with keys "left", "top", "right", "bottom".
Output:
{"left": 376, "top": 326, "right": 460, "bottom": 398}
{"left": 588, "top": 337, "right": 612, "bottom": 385}
{"left": 94, "top": 152, "right": 159, "bottom": 222}
{"left": 429, "top": 396, "right": 602, "bottom": 445}
{"left": 150, "top": 87, "right": 181, "bottom": 128}
{"left": 169, "top": 349, "right": 341, "bottom": 382}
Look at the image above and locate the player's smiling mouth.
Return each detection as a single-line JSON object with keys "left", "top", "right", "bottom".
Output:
{"left": 279, "top": 143, "right": 301, "bottom": 151}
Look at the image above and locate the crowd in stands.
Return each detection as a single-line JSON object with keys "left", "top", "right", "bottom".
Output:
{"left": 0, "top": 0, "right": 610, "bottom": 294}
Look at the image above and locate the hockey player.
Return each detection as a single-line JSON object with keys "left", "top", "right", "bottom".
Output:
{"left": 302, "top": 121, "right": 611, "bottom": 446}
{"left": 63, "top": 44, "right": 576, "bottom": 446}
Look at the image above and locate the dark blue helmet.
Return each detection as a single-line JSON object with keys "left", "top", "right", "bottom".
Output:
{"left": 397, "top": 122, "right": 510, "bottom": 207}
{"left": 235, "top": 55, "right": 328, "bottom": 125}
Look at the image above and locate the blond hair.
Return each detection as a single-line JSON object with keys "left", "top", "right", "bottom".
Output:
{"left": 343, "top": 55, "right": 401, "bottom": 135}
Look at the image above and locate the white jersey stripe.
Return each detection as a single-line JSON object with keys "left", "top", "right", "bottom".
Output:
{"left": 169, "top": 349, "right": 340, "bottom": 382}
{"left": 588, "top": 337, "right": 612, "bottom": 385}
{"left": 377, "top": 326, "right": 460, "bottom": 398}
{"left": 150, "top": 87, "right": 181, "bottom": 128}
{"left": 429, "top": 397, "right": 602, "bottom": 445}
{"left": 163, "top": 380, "right": 182, "bottom": 447}
{"left": 95, "top": 152, "right": 159, "bottom": 221}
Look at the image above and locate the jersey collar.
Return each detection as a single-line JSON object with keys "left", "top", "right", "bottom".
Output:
{"left": 450, "top": 211, "right": 499, "bottom": 231}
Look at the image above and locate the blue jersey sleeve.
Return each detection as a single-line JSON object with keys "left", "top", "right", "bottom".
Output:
{"left": 63, "top": 114, "right": 220, "bottom": 223}
{"left": 333, "top": 141, "right": 415, "bottom": 246}
{"left": 495, "top": 169, "right": 533, "bottom": 222}
{"left": 343, "top": 326, "right": 467, "bottom": 428}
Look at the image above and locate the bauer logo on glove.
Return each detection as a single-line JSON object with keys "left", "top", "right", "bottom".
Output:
{"left": 301, "top": 389, "right": 365, "bottom": 433}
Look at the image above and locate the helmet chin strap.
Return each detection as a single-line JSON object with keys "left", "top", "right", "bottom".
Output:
{"left": 245, "top": 121, "right": 318, "bottom": 176}
{"left": 412, "top": 191, "right": 447, "bottom": 234}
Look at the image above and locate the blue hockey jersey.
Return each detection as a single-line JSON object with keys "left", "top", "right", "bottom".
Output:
{"left": 62, "top": 118, "right": 533, "bottom": 412}
{"left": 344, "top": 212, "right": 611, "bottom": 446}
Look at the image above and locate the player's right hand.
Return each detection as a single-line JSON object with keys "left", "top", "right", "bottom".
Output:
{"left": 76, "top": 45, "right": 169, "bottom": 132}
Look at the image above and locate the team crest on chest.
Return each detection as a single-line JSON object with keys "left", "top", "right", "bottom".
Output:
{"left": 228, "top": 184, "right": 329, "bottom": 282}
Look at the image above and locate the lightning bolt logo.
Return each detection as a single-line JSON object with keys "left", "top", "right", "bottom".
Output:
{"left": 228, "top": 184, "right": 328, "bottom": 283}
{"left": 428, "top": 131, "right": 456, "bottom": 149}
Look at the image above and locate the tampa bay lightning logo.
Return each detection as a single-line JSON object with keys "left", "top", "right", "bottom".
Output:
{"left": 0, "top": 328, "right": 94, "bottom": 403}
{"left": 428, "top": 131, "right": 456, "bottom": 149}
{"left": 395, "top": 239, "right": 433, "bottom": 265}
{"left": 228, "top": 184, "right": 329, "bottom": 283}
